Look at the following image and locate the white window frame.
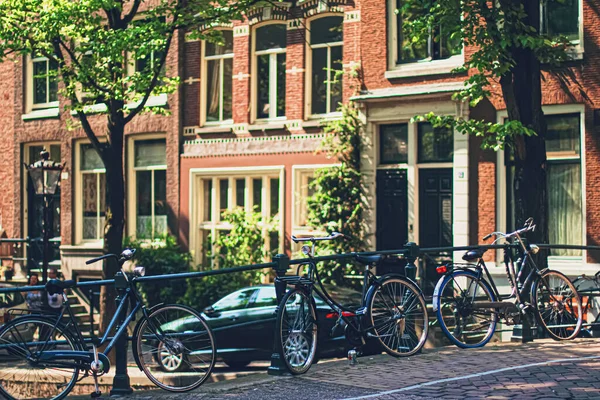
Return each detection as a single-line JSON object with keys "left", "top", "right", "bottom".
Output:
{"left": 26, "top": 55, "right": 59, "bottom": 112}
{"left": 189, "top": 166, "right": 284, "bottom": 265}
{"left": 305, "top": 14, "right": 344, "bottom": 119}
{"left": 385, "top": 0, "right": 464, "bottom": 79}
{"left": 201, "top": 29, "right": 234, "bottom": 126}
{"left": 496, "top": 104, "right": 587, "bottom": 270}
{"left": 75, "top": 141, "right": 107, "bottom": 245}
{"left": 126, "top": 134, "right": 168, "bottom": 240}
{"left": 252, "top": 22, "right": 287, "bottom": 123}
{"left": 540, "top": 0, "right": 584, "bottom": 58}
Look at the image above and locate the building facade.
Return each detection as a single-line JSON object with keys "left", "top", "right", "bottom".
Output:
{"left": 0, "top": 0, "right": 596, "bottom": 286}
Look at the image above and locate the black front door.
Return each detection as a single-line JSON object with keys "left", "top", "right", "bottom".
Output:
{"left": 376, "top": 169, "right": 408, "bottom": 251}
{"left": 419, "top": 168, "right": 452, "bottom": 294}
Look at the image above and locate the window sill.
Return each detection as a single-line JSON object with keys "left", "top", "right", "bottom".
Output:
{"left": 385, "top": 56, "right": 463, "bottom": 79}
{"left": 22, "top": 107, "right": 60, "bottom": 121}
{"left": 308, "top": 112, "right": 343, "bottom": 123}
{"left": 70, "top": 94, "right": 169, "bottom": 116}
{"left": 195, "top": 124, "right": 234, "bottom": 135}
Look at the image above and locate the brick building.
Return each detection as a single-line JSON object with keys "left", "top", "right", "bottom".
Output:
{"left": 0, "top": 0, "right": 596, "bottom": 284}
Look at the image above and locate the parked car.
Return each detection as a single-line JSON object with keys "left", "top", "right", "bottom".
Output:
{"left": 155, "top": 285, "right": 380, "bottom": 371}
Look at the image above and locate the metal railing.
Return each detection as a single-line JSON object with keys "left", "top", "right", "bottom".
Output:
{"left": 1, "top": 241, "right": 600, "bottom": 395}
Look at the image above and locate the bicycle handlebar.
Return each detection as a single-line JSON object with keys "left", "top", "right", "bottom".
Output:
{"left": 85, "top": 248, "right": 136, "bottom": 265}
{"left": 291, "top": 232, "right": 345, "bottom": 243}
{"left": 482, "top": 218, "right": 536, "bottom": 242}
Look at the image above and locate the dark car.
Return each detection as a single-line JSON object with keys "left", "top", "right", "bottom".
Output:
{"left": 156, "top": 285, "right": 379, "bottom": 371}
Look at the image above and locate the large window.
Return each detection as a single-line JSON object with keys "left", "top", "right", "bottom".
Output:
{"left": 79, "top": 144, "right": 106, "bottom": 242}
{"left": 132, "top": 139, "right": 167, "bottom": 239}
{"left": 505, "top": 113, "right": 582, "bottom": 257}
{"left": 195, "top": 170, "right": 282, "bottom": 265}
{"left": 391, "top": 0, "right": 461, "bottom": 66}
{"left": 541, "top": 0, "right": 580, "bottom": 43}
{"left": 309, "top": 16, "right": 343, "bottom": 116}
{"left": 204, "top": 30, "right": 234, "bottom": 124}
{"left": 255, "top": 24, "right": 286, "bottom": 120}
{"left": 31, "top": 55, "right": 58, "bottom": 109}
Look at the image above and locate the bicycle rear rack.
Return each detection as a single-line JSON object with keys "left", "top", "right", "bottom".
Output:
{"left": 276, "top": 275, "right": 313, "bottom": 287}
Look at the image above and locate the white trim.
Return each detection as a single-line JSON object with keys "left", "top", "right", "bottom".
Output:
{"left": 126, "top": 134, "right": 167, "bottom": 240}
{"left": 540, "top": 0, "right": 584, "bottom": 58}
{"left": 201, "top": 29, "right": 234, "bottom": 126}
{"left": 305, "top": 14, "right": 344, "bottom": 118}
{"left": 496, "top": 104, "right": 586, "bottom": 264}
{"left": 188, "top": 166, "right": 285, "bottom": 264}
{"left": 386, "top": 0, "right": 465, "bottom": 77}
{"left": 22, "top": 108, "right": 60, "bottom": 120}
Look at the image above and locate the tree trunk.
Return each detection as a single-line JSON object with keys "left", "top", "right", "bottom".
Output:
{"left": 499, "top": 0, "right": 549, "bottom": 267}
{"left": 98, "top": 121, "right": 125, "bottom": 341}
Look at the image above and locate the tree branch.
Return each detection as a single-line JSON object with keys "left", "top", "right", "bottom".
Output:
{"left": 122, "top": 0, "right": 143, "bottom": 26}
{"left": 57, "top": 39, "right": 111, "bottom": 94}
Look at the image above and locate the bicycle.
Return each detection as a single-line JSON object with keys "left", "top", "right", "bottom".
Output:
{"left": 0, "top": 249, "right": 216, "bottom": 400}
{"left": 275, "top": 233, "right": 429, "bottom": 374}
{"left": 571, "top": 271, "right": 600, "bottom": 337}
{"left": 432, "top": 218, "right": 583, "bottom": 348}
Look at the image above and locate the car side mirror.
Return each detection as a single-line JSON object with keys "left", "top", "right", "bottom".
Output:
{"left": 203, "top": 306, "right": 220, "bottom": 318}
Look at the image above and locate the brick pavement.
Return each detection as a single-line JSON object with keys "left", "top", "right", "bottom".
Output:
{"left": 70, "top": 339, "right": 600, "bottom": 399}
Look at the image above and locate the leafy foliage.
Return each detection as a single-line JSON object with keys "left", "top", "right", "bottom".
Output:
{"left": 124, "top": 235, "right": 192, "bottom": 307}
{"left": 182, "top": 208, "right": 277, "bottom": 310}
{"left": 401, "top": 0, "right": 572, "bottom": 149}
{"left": 306, "top": 104, "right": 367, "bottom": 285}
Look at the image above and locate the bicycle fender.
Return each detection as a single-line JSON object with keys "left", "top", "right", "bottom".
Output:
{"left": 432, "top": 275, "right": 447, "bottom": 313}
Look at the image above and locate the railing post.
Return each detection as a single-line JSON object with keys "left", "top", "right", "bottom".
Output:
{"left": 110, "top": 272, "right": 133, "bottom": 396}
{"left": 404, "top": 242, "right": 419, "bottom": 282}
{"left": 268, "top": 254, "right": 290, "bottom": 376}
{"left": 511, "top": 241, "right": 534, "bottom": 343}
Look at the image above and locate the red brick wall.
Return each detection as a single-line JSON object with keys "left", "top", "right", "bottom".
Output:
{"left": 232, "top": 22, "right": 251, "bottom": 124}
{"left": 286, "top": 23, "right": 306, "bottom": 120}
{"left": 183, "top": 40, "right": 201, "bottom": 127}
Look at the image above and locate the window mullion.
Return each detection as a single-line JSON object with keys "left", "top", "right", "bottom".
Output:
{"left": 219, "top": 58, "right": 224, "bottom": 121}
{"left": 269, "top": 53, "right": 277, "bottom": 119}
{"left": 326, "top": 47, "right": 331, "bottom": 114}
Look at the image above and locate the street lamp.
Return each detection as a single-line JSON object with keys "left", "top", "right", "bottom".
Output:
{"left": 26, "top": 149, "right": 63, "bottom": 284}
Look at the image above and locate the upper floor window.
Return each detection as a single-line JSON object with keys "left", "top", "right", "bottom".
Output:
{"left": 392, "top": 0, "right": 461, "bottom": 65}
{"left": 31, "top": 55, "right": 58, "bottom": 109}
{"left": 541, "top": 0, "right": 580, "bottom": 43}
{"left": 254, "top": 24, "right": 286, "bottom": 120}
{"left": 309, "top": 16, "right": 343, "bottom": 116}
{"left": 204, "top": 30, "right": 234, "bottom": 124}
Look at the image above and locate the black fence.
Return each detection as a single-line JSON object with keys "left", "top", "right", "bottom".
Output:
{"left": 1, "top": 241, "right": 600, "bottom": 395}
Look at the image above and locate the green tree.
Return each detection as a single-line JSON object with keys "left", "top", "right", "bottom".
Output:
{"left": 402, "top": 0, "right": 576, "bottom": 262}
{"left": 183, "top": 207, "right": 277, "bottom": 310}
{"left": 306, "top": 104, "right": 367, "bottom": 285}
{"left": 0, "top": 0, "right": 259, "bottom": 330}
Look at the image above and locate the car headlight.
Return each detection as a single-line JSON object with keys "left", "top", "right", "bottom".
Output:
{"left": 530, "top": 244, "right": 540, "bottom": 254}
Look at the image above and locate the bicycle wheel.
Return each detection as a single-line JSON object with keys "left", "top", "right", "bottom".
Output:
{"left": 275, "top": 288, "right": 318, "bottom": 375}
{"left": 366, "top": 276, "right": 428, "bottom": 357}
{"left": 433, "top": 270, "right": 498, "bottom": 349}
{"left": 0, "top": 316, "right": 80, "bottom": 400}
{"left": 532, "top": 269, "right": 583, "bottom": 340}
{"left": 134, "top": 304, "right": 216, "bottom": 392}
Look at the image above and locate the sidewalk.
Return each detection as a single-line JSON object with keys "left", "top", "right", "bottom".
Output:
{"left": 70, "top": 338, "right": 600, "bottom": 399}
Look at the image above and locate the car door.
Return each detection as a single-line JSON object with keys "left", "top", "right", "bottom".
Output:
{"left": 203, "top": 288, "right": 258, "bottom": 354}
{"left": 242, "top": 287, "right": 278, "bottom": 355}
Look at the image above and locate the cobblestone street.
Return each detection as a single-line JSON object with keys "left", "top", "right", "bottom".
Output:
{"left": 71, "top": 338, "right": 600, "bottom": 399}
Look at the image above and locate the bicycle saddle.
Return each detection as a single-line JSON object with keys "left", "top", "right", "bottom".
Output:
{"left": 462, "top": 248, "right": 486, "bottom": 262}
{"left": 355, "top": 254, "right": 382, "bottom": 265}
{"left": 46, "top": 279, "right": 76, "bottom": 294}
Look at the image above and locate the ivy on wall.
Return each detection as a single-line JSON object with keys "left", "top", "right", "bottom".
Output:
{"left": 306, "top": 104, "right": 368, "bottom": 285}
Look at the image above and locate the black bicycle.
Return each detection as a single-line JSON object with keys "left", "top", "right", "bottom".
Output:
{"left": 0, "top": 249, "right": 216, "bottom": 400}
{"left": 432, "top": 218, "right": 583, "bottom": 348}
{"left": 275, "top": 233, "right": 429, "bottom": 374}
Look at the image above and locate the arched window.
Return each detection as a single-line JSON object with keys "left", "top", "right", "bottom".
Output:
{"left": 254, "top": 24, "right": 286, "bottom": 120}
{"left": 203, "top": 30, "right": 234, "bottom": 124}
{"left": 309, "top": 16, "right": 343, "bottom": 116}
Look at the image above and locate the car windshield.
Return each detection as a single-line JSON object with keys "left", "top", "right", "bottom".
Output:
{"left": 0, "top": 291, "right": 24, "bottom": 308}
{"left": 212, "top": 288, "right": 256, "bottom": 312}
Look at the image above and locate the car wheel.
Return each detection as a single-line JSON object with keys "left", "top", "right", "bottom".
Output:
{"left": 156, "top": 340, "right": 190, "bottom": 373}
{"left": 224, "top": 359, "right": 251, "bottom": 369}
